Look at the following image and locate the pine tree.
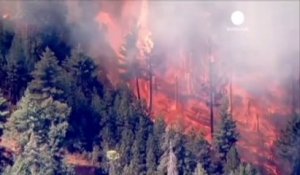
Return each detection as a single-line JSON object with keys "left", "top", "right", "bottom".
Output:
{"left": 186, "top": 129, "right": 212, "bottom": 173}
{"left": 28, "top": 47, "right": 65, "bottom": 101}
{"left": 6, "top": 34, "right": 31, "bottom": 103}
{"left": 172, "top": 130, "right": 192, "bottom": 175}
{"left": 0, "top": 19, "right": 14, "bottom": 88}
{"left": 0, "top": 92, "right": 12, "bottom": 173}
{"left": 224, "top": 146, "right": 240, "bottom": 174}
{"left": 119, "top": 121, "right": 135, "bottom": 168}
{"left": 5, "top": 90, "right": 70, "bottom": 150}
{"left": 65, "top": 48, "right": 100, "bottom": 98}
{"left": 167, "top": 143, "right": 178, "bottom": 175}
{"left": 4, "top": 88, "right": 73, "bottom": 174}
{"left": 153, "top": 117, "right": 167, "bottom": 156}
{"left": 158, "top": 130, "right": 178, "bottom": 175}
{"left": 276, "top": 114, "right": 300, "bottom": 175}
{"left": 4, "top": 134, "right": 74, "bottom": 175}
{"left": 193, "top": 163, "right": 208, "bottom": 175}
{"left": 157, "top": 130, "right": 172, "bottom": 175}
{"left": 230, "top": 163, "right": 260, "bottom": 175}
{"left": 130, "top": 114, "right": 151, "bottom": 175}
{"left": 215, "top": 98, "right": 238, "bottom": 161}
{"left": 0, "top": 93, "right": 9, "bottom": 136}
{"left": 63, "top": 48, "right": 104, "bottom": 151}
{"left": 146, "top": 133, "right": 157, "bottom": 175}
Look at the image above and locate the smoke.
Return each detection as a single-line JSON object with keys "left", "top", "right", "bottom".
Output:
{"left": 147, "top": 1, "right": 299, "bottom": 92}
{"left": 1, "top": 1, "right": 299, "bottom": 174}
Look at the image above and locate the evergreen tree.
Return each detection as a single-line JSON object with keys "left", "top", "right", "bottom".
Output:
{"left": 230, "top": 163, "right": 260, "bottom": 175}
{"left": 0, "top": 92, "right": 12, "bottom": 173}
{"left": 130, "top": 114, "right": 151, "bottom": 175}
{"left": 172, "top": 130, "right": 192, "bottom": 175}
{"left": 4, "top": 134, "right": 74, "bottom": 175}
{"left": 0, "top": 19, "right": 14, "bottom": 88}
{"left": 64, "top": 48, "right": 104, "bottom": 151}
{"left": 215, "top": 99, "right": 238, "bottom": 161}
{"left": 158, "top": 130, "right": 179, "bottom": 175}
{"left": 157, "top": 130, "right": 172, "bottom": 175}
{"left": 167, "top": 143, "right": 178, "bottom": 175}
{"left": 193, "top": 163, "right": 208, "bottom": 175}
{"left": 0, "top": 92, "right": 9, "bottom": 136}
{"left": 5, "top": 91, "right": 70, "bottom": 150}
{"left": 153, "top": 117, "right": 167, "bottom": 158}
{"left": 28, "top": 47, "right": 65, "bottom": 101}
{"left": 6, "top": 34, "right": 31, "bottom": 103}
{"left": 224, "top": 146, "right": 241, "bottom": 174}
{"left": 276, "top": 114, "right": 300, "bottom": 175}
{"left": 185, "top": 129, "right": 213, "bottom": 174}
{"left": 64, "top": 48, "right": 101, "bottom": 98}
{"left": 146, "top": 133, "right": 158, "bottom": 175}
{"left": 119, "top": 120, "right": 135, "bottom": 169}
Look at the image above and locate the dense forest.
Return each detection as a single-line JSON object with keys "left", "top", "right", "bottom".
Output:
{"left": 0, "top": 1, "right": 299, "bottom": 175}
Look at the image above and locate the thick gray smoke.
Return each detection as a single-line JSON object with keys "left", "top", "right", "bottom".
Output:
{"left": 148, "top": 1, "right": 299, "bottom": 93}
{"left": 1, "top": 1, "right": 299, "bottom": 174}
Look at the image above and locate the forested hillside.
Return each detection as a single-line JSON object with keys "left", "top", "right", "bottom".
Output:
{"left": 0, "top": 1, "right": 299, "bottom": 175}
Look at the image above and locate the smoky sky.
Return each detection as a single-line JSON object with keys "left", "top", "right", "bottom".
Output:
{"left": 0, "top": 1, "right": 299, "bottom": 95}
{"left": 147, "top": 1, "right": 299, "bottom": 94}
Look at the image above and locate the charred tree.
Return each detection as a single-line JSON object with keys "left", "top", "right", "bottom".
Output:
{"left": 229, "top": 73, "right": 233, "bottom": 115}
{"left": 209, "top": 54, "right": 214, "bottom": 138}
{"left": 175, "top": 76, "right": 178, "bottom": 110}
{"left": 292, "top": 76, "right": 296, "bottom": 115}
{"left": 136, "top": 76, "right": 141, "bottom": 100}
{"left": 148, "top": 56, "right": 153, "bottom": 112}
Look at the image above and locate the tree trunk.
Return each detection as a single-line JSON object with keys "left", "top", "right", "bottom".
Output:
{"left": 149, "top": 58, "right": 153, "bottom": 113}
{"left": 292, "top": 76, "right": 296, "bottom": 115}
{"left": 209, "top": 59, "right": 214, "bottom": 138}
{"left": 136, "top": 77, "right": 141, "bottom": 100}
{"left": 175, "top": 76, "right": 178, "bottom": 110}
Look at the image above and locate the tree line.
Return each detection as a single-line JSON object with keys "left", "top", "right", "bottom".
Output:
{"left": 0, "top": 2, "right": 299, "bottom": 175}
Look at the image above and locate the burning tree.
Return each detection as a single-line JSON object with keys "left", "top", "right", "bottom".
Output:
{"left": 119, "top": 25, "right": 146, "bottom": 100}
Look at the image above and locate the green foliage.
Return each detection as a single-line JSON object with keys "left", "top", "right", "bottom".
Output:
{"left": 186, "top": 129, "right": 212, "bottom": 173}
{"left": 28, "top": 47, "right": 65, "bottom": 100}
{"left": 0, "top": 92, "right": 13, "bottom": 173}
{"left": 6, "top": 34, "right": 31, "bottom": 103}
{"left": 224, "top": 146, "right": 241, "bottom": 174}
{"left": 5, "top": 91, "right": 70, "bottom": 150}
{"left": 0, "top": 93, "right": 9, "bottom": 134}
{"left": 4, "top": 136, "right": 74, "bottom": 175}
{"left": 0, "top": 19, "right": 14, "bottom": 88}
{"left": 276, "top": 114, "right": 300, "bottom": 175}
{"left": 214, "top": 99, "right": 238, "bottom": 162}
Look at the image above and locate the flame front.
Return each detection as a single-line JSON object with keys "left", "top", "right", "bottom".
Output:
{"left": 95, "top": 1, "right": 297, "bottom": 174}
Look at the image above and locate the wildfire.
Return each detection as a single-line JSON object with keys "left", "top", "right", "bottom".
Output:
{"left": 95, "top": 1, "right": 296, "bottom": 174}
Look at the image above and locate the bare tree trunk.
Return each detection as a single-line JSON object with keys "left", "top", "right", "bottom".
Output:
{"left": 175, "top": 76, "right": 178, "bottom": 110}
{"left": 256, "top": 114, "right": 260, "bottom": 132}
{"left": 292, "top": 76, "right": 296, "bottom": 115}
{"left": 298, "top": 56, "right": 300, "bottom": 112}
{"left": 136, "top": 77, "right": 141, "bottom": 100}
{"left": 229, "top": 73, "right": 233, "bottom": 115}
{"left": 148, "top": 57, "right": 153, "bottom": 113}
{"left": 209, "top": 58, "right": 214, "bottom": 138}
